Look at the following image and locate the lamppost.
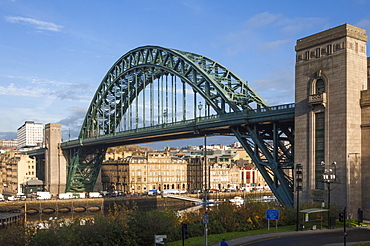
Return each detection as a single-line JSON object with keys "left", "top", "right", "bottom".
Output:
{"left": 163, "top": 109, "right": 168, "bottom": 126}
{"left": 295, "top": 164, "right": 303, "bottom": 231}
{"left": 203, "top": 133, "right": 208, "bottom": 246}
{"left": 321, "top": 161, "right": 337, "bottom": 229}
{"left": 198, "top": 102, "right": 203, "bottom": 120}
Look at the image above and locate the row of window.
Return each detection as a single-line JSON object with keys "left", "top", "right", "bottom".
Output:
{"left": 131, "top": 171, "right": 185, "bottom": 177}
{"left": 130, "top": 164, "right": 186, "bottom": 170}
{"left": 128, "top": 176, "right": 186, "bottom": 182}
{"left": 297, "top": 42, "right": 345, "bottom": 62}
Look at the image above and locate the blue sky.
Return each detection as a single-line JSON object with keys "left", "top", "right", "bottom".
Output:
{"left": 1, "top": 0, "right": 370, "bottom": 149}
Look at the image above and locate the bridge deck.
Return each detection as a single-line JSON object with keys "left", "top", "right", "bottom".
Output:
{"left": 61, "top": 104, "right": 294, "bottom": 149}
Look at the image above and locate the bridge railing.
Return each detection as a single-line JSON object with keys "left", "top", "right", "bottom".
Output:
{"left": 248, "top": 103, "right": 295, "bottom": 113}
{"left": 66, "top": 103, "right": 295, "bottom": 145}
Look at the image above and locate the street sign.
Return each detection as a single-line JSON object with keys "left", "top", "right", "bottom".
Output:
{"left": 202, "top": 213, "right": 209, "bottom": 224}
{"left": 266, "top": 209, "right": 280, "bottom": 220}
{"left": 155, "top": 235, "right": 167, "bottom": 244}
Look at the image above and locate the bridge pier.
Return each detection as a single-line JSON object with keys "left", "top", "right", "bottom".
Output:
{"left": 295, "top": 24, "right": 369, "bottom": 218}
{"left": 44, "top": 123, "right": 67, "bottom": 195}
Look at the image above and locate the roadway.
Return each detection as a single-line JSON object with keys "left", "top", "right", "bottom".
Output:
{"left": 211, "top": 227, "right": 370, "bottom": 246}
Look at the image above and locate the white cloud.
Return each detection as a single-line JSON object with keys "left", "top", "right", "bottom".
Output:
{"left": 5, "top": 16, "right": 63, "bottom": 32}
{"left": 0, "top": 83, "right": 48, "bottom": 97}
{"left": 182, "top": 0, "right": 203, "bottom": 13}
{"left": 356, "top": 19, "right": 370, "bottom": 31}
{"left": 244, "top": 12, "right": 282, "bottom": 29}
{"left": 259, "top": 39, "right": 291, "bottom": 52}
{"left": 220, "top": 12, "right": 327, "bottom": 57}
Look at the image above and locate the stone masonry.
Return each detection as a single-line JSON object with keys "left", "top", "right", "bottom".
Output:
{"left": 295, "top": 24, "right": 369, "bottom": 219}
{"left": 44, "top": 123, "right": 67, "bottom": 195}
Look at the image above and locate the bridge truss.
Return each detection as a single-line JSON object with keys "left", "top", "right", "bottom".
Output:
{"left": 64, "top": 46, "right": 294, "bottom": 207}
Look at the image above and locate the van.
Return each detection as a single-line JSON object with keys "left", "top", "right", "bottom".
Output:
{"left": 37, "top": 192, "right": 51, "bottom": 200}
{"left": 58, "top": 193, "right": 73, "bottom": 199}
{"left": 89, "top": 192, "right": 102, "bottom": 198}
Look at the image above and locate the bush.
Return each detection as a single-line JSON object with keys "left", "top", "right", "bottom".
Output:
{"left": 0, "top": 201, "right": 297, "bottom": 245}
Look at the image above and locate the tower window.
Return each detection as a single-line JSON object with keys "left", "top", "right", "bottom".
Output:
{"left": 316, "top": 79, "right": 325, "bottom": 94}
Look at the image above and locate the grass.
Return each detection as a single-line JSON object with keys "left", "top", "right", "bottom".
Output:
{"left": 167, "top": 225, "right": 297, "bottom": 246}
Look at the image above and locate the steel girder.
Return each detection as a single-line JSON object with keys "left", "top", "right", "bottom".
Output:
{"left": 231, "top": 121, "right": 294, "bottom": 206}
{"left": 66, "top": 146, "right": 106, "bottom": 192}
{"left": 66, "top": 46, "right": 296, "bottom": 202}
{"left": 79, "top": 45, "right": 268, "bottom": 139}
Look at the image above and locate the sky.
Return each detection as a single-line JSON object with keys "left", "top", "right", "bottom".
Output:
{"left": 1, "top": 0, "right": 370, "bottom": 149}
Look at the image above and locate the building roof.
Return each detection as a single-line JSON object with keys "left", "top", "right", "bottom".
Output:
{"left": 299, "top": 208, "right": 329, "bottom": 214}
{"left": 22, "top": 179, "right": 43, "bottom": 186}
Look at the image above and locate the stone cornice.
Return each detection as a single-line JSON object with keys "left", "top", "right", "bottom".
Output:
{"left": 296, "top": 24, "right": 368, "bottom": 51}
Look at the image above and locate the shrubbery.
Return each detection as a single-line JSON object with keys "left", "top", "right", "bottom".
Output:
{"left": 0, "top": 201, "right": 296, "bottom": 246}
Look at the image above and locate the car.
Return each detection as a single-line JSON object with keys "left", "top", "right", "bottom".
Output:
{"left": 8, "top": 195, "right": 19, "bottom": 201}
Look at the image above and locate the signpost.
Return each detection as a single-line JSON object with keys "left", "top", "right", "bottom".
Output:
{"left": 202, "top": 213, "right": 209, "bottom": 246}
{"left": 266, "top": 209, "right": 280, "bottom": 231}
{"left": 154, "top": 235, "right": 167, "bottom": 245}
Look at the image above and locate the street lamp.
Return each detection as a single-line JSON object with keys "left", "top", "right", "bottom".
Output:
{"left": 321, "top": 161, "right": 337, "bottom": 229}
{"left": 203, "top": 133, "right": 208, "bottom": 246}
{"left": 198, "top": 102, "right": 203, "bottom": 119}
{"left": 163, "top": 109, "right": 168, "bottom": 126}
{"left": 295, "top": 164, "right": 303, "bottom": 231}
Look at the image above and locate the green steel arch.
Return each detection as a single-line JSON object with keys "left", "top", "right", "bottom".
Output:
{"left": 66, "top": 46, "right": 294, "bottom": 207}
{"left": 79, "top": 45, "right": 268, "bottom": 139}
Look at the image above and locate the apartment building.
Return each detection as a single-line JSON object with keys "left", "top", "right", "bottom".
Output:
{"left": 101, "top": 152, "right": 187, "bottom": 194}
{"left": 17, "top": 121, "right": 43, "bottom": 149}
{"left": 0, "top": 150, "right": 37, "bottom": 194}
{"left": 0, "top": 139, "right": 18, "bottom": 149}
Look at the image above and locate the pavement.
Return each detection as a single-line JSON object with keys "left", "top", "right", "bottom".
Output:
{"left": 210, "top": 225, "right": 370, "bottom": 246}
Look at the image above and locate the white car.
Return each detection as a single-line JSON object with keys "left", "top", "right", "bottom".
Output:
{"left": 7, "top": 195, "right": 19, "bottom": 201}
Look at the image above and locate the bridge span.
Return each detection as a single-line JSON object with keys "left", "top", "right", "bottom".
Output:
{"left": 30, "top": 45, "right": 295, "bottom": 207}
{"left": 28, "top": 24, "right": 370, "bottom": 220}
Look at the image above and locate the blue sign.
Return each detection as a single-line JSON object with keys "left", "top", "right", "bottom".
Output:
{"left": 266, "top": 209, "right": 280, "bottom": 220}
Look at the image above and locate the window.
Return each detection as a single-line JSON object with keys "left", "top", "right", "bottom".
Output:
{"left": 326, "top": 44, "right": 332, "bottom": 54}
{"left": 316, "top": 78, "right": 325, "bottom": 94}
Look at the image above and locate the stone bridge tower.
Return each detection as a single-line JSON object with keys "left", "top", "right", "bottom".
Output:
{"left": 295, "top": 24, "right": 369, "bottom": 218}
{"left": 44, "top": 123, "right": 67, "bottom": 195}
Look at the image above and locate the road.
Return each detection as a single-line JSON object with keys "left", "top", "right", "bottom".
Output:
{"left": 244, "top": 227, "right": 370, "bottom": 246}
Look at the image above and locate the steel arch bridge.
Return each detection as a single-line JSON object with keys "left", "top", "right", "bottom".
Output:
{"left": 62, "top": 45, "right": 295, "bottom": 207}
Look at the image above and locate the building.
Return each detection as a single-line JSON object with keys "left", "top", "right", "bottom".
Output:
{"left": 209, "top": 163, "right": 239, "bottom": 191}
{"left": 17, "top": 121, "right": 43, "bottom": 149}
{"left": 101, "top": 152, "right": 188, "bottom": 194}
{"left": 239, "top": 163, "right": 266, "bottom": 191}
{"left": 185, "top": 155, "right": 204, "bottom": 192}
{"left": 295, "top": 23, "right": 370, "bottom": 218}
{"left": 0, "top": 139, "right": 17, "bottom": 149}
{"left": 183, "top": 148, "right": 259, "bottom": 192}
{"left": 0, "top": 150, "right": 37, "bottom": 195}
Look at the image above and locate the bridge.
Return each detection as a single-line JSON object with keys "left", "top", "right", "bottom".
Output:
{"left": 26, "top": 24, "right": 370, "bottom": 220}
{"left": 57, "top": 45, "right": 295, "bottom": 207}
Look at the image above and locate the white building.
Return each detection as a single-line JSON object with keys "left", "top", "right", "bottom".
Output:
{"left": 17, "top": 121, "right": 43, "bottom": 149}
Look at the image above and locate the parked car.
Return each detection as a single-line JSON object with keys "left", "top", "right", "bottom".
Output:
{"left": 36, "top": 192, "right": 51, "bottom": 200}
{"left": 8, "top": 195, "right": 19, "bottom": 201}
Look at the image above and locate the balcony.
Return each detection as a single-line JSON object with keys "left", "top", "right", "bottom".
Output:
{"left": 308, "top": 92, "right": 327, "bottom": 108}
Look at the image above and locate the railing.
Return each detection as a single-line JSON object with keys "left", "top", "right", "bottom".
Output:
{"left": 308, "top": 93, "right": 326, "bottom": 106}
{"left": 63, "top": 103, "right": 295, "bottom": 146}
